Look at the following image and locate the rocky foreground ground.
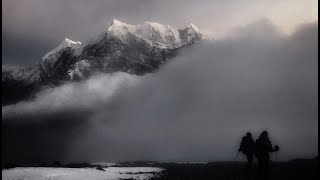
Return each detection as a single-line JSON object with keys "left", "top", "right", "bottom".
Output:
{"left": 155, "top": 159, "right": 318, "bottom": 180}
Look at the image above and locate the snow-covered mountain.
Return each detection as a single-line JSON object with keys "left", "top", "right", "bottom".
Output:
{"left": 107, "top": 19, "right": 201, "bottom": 49}
{"left": 2, "top": 19, "right": 203, "bottom": 105}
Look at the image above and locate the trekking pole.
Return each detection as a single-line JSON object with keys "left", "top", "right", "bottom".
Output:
{"left": 232, "top": 151, "right": 240, "bottom": 179}
{"left": 234, "top": 151, "right": 240, "bottom": 161}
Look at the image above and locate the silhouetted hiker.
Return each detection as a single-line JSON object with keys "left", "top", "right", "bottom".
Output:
{"left": 238, "top": 132, "right": 255, "bottom": 179}
{"left": 255, "top": 131, "right": 279, "bottom": 180}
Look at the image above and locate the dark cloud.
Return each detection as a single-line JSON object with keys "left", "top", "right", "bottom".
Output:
{"left": 2, "top": 21, "right": 317, "bottom": 164}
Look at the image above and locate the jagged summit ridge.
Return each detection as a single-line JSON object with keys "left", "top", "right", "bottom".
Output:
{"left": 107, "top": 19, "right": 203, "bottom": 49}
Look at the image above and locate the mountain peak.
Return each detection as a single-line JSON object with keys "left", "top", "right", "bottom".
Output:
{"left": 3, "top": 19, "right": 204, "bottom": 105}
{"left": 107, "top": 19, "right": 203, "bottom": 48}
{"left": 188, "top": 23, "right": 201, "bottom": 34}
{"left": 42, "top": 38, "right": 82, "bottom": 60}
{"left": 111, "top": 19, "right": 131, "bottom": 27}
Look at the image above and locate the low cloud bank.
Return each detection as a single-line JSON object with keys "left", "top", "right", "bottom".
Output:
{"left": 2, "top": 20, "right": 318, "bottom": 163}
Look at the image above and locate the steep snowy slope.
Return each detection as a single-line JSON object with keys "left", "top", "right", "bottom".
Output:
{"left": 69, "top": 19, "right": 203, "bottom": 78}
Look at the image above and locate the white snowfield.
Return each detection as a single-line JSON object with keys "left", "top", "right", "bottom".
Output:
{"left": 2, "top": 167, "right": 164, "bottom": 180}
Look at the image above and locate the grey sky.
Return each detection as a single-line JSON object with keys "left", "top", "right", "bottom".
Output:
{"left": 2, "top": 0, "right": 317, "bottom": 65}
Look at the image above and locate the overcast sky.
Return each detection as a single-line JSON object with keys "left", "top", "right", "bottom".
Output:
{"left": 3, "top": 20, "right": 318, "bottom": 163}
{"left": 2, "top": 0, "right": 318, "bottom": 65}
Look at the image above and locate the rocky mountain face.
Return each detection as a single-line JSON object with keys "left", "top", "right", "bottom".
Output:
{"left": 2, "top": 19, "right": 203, "bottom": 105}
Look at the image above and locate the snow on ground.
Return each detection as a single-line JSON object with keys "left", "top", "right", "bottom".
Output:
{"left": 2, "top": 167, "right": 164, "bottom": 180}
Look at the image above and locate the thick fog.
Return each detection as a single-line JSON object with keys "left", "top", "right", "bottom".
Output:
{"left": 2, "top": 20, "right": 318, "bottom": 163}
